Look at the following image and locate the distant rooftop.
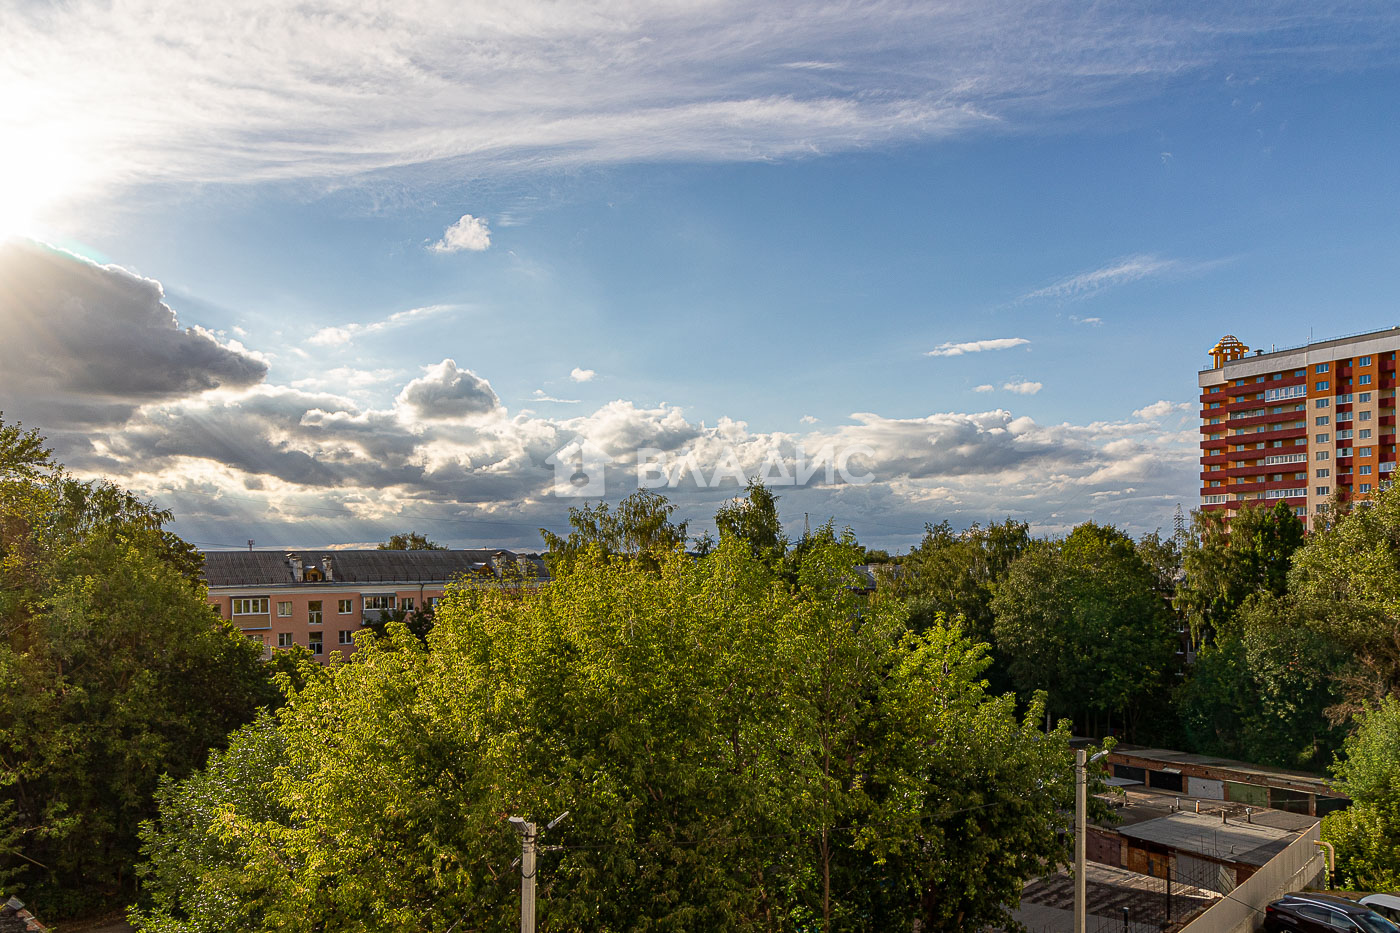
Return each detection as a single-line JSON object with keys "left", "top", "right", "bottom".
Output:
{"left": 202, "top": 548, "right": 548, "bottom": 588}
{"left": 1199, "top": 324, "right": 1400, "bottom": 374}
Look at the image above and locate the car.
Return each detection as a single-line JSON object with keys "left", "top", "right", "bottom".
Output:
{"left": 1361, "top": 894, "right": 1400, "bottom": 925}
{"left": 1264, "top": 892, "right": 1400, "bottom": 932}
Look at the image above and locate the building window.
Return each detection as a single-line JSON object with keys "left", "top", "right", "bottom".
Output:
{"left": 1316, "top": 434, "right": 1330, "bottom": 443}
{"left": 1316, "top": 363, "right": 1330, "bottom": 373}
{"left": 1317, "top": 486, "right": 1331, "bottom": 496}
{"left": 1339, "top": 448, "right": 1353, "bottom": 457}
{"left": 1360, "top": 447, "right": 1373, "bottom": 458}
{"left": 1361, "top": 356, "right": 1373, "bottom": 366}
{"left": 426, "top": 596, "right": 441, "bottom": 608}
{"left": 277, "top": 601, "right": 292, "bottom": 617}
{"left": 1361, "top": 484, "right": 1373, "bottom": 493}
{"left": 232, "top": 597, "right": 269, "bottom": 615}
{"left": 1317, "top": 468, "right": 1330, "bottom": 478}
{"left": 308, "top": 600, "right": 323, "bottom": 624}
{"left": 1360, "top": 410, "right": 1373, "bottom": 421}
{"left": 339, "top": 629, "right": 354, "bottom": 645}
{"left": 1337, "top": 393, "right": 1354, "bottom": 404}
{"left": 1316, "top": 381, "right": 1330, "bottom": 391}
{"left": 247, "top": 633, "right": 265, "bottom": 645}
{"left": 338, "top": 599, "right": 353, "bottom": 614}
{"left": 1360, "top": 465, "right": 1373, "bottom": 475}
{"left": 309, "top": 633, "right": 323, "bottom": 655}
{"left": 1315, "top": 399, "right": 1330, "bottom": 408}
{"left": 363, "top": 595, "right": 397, "bottom": 612}
{"left": 1316, "top": 416, "right": 1329, "bottom": 426}
{"left": 1317, "top": 451, "right": 1330, "bottom": 461}
{"left": 277, "top": 632, "right": 293, "bottom": 648}
{"left": 1360, "top": 374, "right": 1373, "bottom": 385}
{"left": 1360, "top": 392, "right": 1373, "bottom": 403}
{"left": 1338, "top": 430, "right": 1353, "bottom": 440}
{"left": 402, "top": 597, "right": 415, "bottom": 611}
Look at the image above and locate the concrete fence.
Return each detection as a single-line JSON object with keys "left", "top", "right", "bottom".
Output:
{"left": 1179, "top": 823, "right": 1324, "bottom": 933}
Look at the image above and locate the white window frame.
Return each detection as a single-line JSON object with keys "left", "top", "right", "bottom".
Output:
{"left": 233, "top": 597, "right": 270, "bottom": 615}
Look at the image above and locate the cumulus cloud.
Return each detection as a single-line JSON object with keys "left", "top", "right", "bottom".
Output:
{"left": 800, "top": 415, "right": 819, "bottom": 424}
{"left": 1003, "top": 381, "right": 1043, "bottom": 395}
{"left": 395, "top": 359, "right": 501, "bottom": 420}
{"left": 973, "top": 384, "right": 995, "bottom": 393}
{"left": 570, "top": 367, "right": 597, "bottom": 383}
{"left": 0, "top": 239, "right": 266, "bottom": 427}
{"left": 926, "top": 337, "right": 1030, "bottom": 357}
{"left": 532, "top": 390, "right": 581, "bottom": 404}
{"left": 430, "top": 214, "right": 491, "bottom": 253}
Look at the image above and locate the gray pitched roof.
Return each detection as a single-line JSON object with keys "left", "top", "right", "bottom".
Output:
{"left": 201, "top": 549, "right": 548, "bottom": 587}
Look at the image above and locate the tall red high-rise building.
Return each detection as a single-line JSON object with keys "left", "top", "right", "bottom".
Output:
{"left": 1199, "top": 329, "right": 1399, "bottom": 527}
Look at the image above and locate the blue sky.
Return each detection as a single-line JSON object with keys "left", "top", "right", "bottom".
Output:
{"left": 3, "top": 0, "right": 1399, "bottom": 550}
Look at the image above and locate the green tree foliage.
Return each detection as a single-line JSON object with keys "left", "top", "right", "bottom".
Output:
{"left": 1288, "top": 482, "right": 1400, "bottom": 714}
{"left": 539, "top": 489, "right": 689, "bottom": 572}
{"left": 991, "top": 522, "right": 1177, "bottom": 738}
{"left": 1176, "top": 502, "right": 1304, "bottom": 644}
{"left": 134, "top": 534, "right": 1080, "bottom": 932}
{"left": 0, "top": 417, "right": 277, "bottom": 915}
{"left": 878, "top": 519, "right": 1030, "bottom": 645}
{"left": 1175, "top": 596, "right": 1348, "bottom": 770}
{"left": 714, "top": 477, "right": 787, "bottom": 566}
{"left": 376, "top": 532, "right": 446, "bottom": 550}
{"left": 1322, "top": 697, "right": 1400, "bottom": 890}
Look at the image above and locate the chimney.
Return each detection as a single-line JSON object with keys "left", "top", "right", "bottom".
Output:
{"left": 286, "top": 552, "right": 304, "bottom": 582}
{"left": 320, "top": 556, "right": 335, "bottom": 582}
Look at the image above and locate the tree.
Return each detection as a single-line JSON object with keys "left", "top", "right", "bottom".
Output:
{"left": 376, "top": 532, "right": 445, "bottom": 550}
{"left": 0, "top": 416, "right": 278, "bottom": 916}
{"left": 1322, "top": 697, "right": 1400, "bottom": 890}
{"left": 1176, "top": 502, "right": 1304, "bottom": 645}
{"left": 539, "top": 488, "right": 688, "bottom": 572}
{"left": 714, "top": 477, "right": 787, "bottom": 566}
{"left": 991, "top": 522, "right": 1177, "bottom": 738}
{"left": 135, "top": 530, "right": 1080, "bottom": 932}
{"left": 1175, "top": 596, "right": 1348, "bottom": 770}
{"left": 1287, "top": 481, "right": 1400, "bottom": 715}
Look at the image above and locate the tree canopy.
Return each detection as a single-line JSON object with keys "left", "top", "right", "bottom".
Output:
{"left": 0, "top": 416, "right": 277, "bottom": 915}
{"left": 133, "top": 529, "right": 1081, "bottom": 932}
{"left": 376, "top": 531, "right": 446, "bottom": 550}
{"left": 1322, "top": 696, "right": 1400, "bottom": 891}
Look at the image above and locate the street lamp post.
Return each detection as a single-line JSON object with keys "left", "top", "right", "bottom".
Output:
{"left": 1075, "top": 749, "right": 1109, "bottom": 933}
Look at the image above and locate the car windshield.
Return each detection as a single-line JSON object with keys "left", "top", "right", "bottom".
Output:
{"left": 1355, "top": 914, "right": 1400, "bottom": 933}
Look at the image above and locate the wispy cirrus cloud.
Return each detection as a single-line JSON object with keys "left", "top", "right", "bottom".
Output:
{"left": 926, "top": 337, "right": 1030, "bottom": 357}
{"left": 306, "top": 304, "right": 459, "bottom": 347}
{"left": 5, "top": 1, "right": 1397, "bottom": 219}
{"left": 1019, "top": 254, "right": 1179, "bottom": 303}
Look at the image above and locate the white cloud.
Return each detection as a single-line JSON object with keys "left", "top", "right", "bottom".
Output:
{"left": 1003, "top": 381, "right": 1043, "bottom": 395}
{"left": 4, "top": 1, "right": 1393, "bottom": 215}
{"left": 306, "top": 304, "right": 458, "bottom": 347}
{"left": 395, "top": 359, "right": 500, "bottom": 420}
{"left": 570, "top": 367, "right": 597, "bottom": 383}
{"left": 926, "top": 337, "right": 1030, "bottom": 357}
{"left": 1020, "top": 254, "right": 1178, "bottom": 303}
{"left": 430, "top": 214, "right": 491, "bottom": 253}
{"left": 532, "top": 389, "right": 581, "bottom": 404}
{"left": 1133, "top": 400, "right": 1190, "bottom": 420}
{"left": 973, "top": 384, "right": 995, "bottom": 393}
{"left": 1070, "top": 315, "right": 1102, "bottom": 325}
{"left": 800, "top": 415, "right": 819, "bottom": 424}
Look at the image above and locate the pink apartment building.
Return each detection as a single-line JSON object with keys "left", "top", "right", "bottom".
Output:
{"left": 203, "top": 548, "right": 550, "bottom": 661}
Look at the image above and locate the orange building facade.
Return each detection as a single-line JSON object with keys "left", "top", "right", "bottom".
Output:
{"left": 203, "top": 549, "right": 549, "bottom": 662}
{"left": 1199, "top": 328, "right": 1400, "bottom": 528}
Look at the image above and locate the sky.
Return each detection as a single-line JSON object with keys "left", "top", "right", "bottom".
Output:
{"left": 2, "top": 0, "right": 1400, "bottom": 552}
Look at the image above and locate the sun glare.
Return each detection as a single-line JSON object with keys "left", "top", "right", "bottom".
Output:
{"left": 0, "top": 140, "right": 85, "bottom": 240}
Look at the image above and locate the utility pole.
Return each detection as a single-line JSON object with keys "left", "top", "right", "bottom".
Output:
{"left": 509, "top": 811, "right": 569, "bottom": 933}
{"left": 1075, "top": 749, "right": 1109, "bottom": 933}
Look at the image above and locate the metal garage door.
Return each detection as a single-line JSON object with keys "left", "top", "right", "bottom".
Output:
{"left": 1188, "top": 776, "right": 1225, "bottom": 800}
